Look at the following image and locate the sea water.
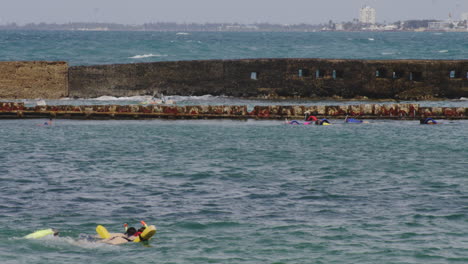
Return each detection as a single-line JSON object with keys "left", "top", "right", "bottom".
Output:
{"left": 0, "top": 31, "right": 467, "bottom": 263}
{"left": 0, "top": 119, "right": 467, "bottom": 263}
{"left": 0, "top": 31, "right": 467, "bottom": 65}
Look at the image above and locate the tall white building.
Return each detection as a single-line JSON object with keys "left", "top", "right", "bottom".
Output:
{"left": 360, "top": 6, "right": 376, "bottom": 24}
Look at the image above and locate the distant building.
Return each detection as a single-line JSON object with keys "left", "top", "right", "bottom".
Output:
{"left": 462, "top": 12, "right": 468, "bottom": 21}
{"left": 360, "top": 6, "right": 376, "bottom": 24}
{"left": 428, "top": 21, "right": 452, "bottom": 31}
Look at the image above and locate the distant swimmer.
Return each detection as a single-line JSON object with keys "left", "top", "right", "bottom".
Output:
{"left": 315, "top": 118, "right": 331, "bottom": 125}
{"left": 304, "top": 111, "right": 318, "bottom": 122}
{"left": 420, "top": 118, "right": 438, "bottom": 125}
{"left": 285, "top": 119, "right": 313, "bottom": 125}
{"left": 44, "top": 118, "right": 53, "bottom": 126}
{"left": 345, "top": 116, "right": 369, "bottom": 124}
{"left": 37, "top": 118, "right": 53, "bottom": 127}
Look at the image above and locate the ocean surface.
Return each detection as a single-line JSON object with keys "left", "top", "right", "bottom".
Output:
{"left": 1, "top": 119, "right": 467, "bottom": 264}
{"left": 0, "top": 31, "right": 467, "bottom": 66}
{"left": 0, "top": 31, "right": 467, "bottom": 263}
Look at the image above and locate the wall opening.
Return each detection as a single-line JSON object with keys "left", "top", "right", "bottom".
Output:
{"left": 315, "top": 69, "right": 325, "bottom": 79}
{"left": 449, "top": 70, "right": 461, "bottom": 79}
{"left": 250, "top": 72, "right": 258, "bottom": 80}
{"left": 298, "top": 69, "right": 309, "bottom": 77}
{"left": 393, "top": 70, "right": 405, "bottom": 79}
{"left": 333, "top": 69, "right": 344, "bottom": 79}
{"left": 376, "top": 68, "right": 387, "bottom": 78}
{"left": 410, "top": 71, "right": 423, "bottom": 81}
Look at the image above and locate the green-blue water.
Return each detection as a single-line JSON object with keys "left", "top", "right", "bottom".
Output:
{"left": 0, "top": 31, "right": 467, "bottom": 65}
{"left": 0, "top": 119, "right": 467, "bottom": 263}
{"left": 0, "top": 31, "right": 468, "bottom": 263}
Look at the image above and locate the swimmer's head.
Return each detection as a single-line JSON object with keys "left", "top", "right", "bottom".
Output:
{"left": 125, "top": 227, "right": 137, "bottom": 236}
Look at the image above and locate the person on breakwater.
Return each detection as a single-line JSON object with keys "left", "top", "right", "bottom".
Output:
{"left": 420, "top": 117, "right": 438, "bottom": 125}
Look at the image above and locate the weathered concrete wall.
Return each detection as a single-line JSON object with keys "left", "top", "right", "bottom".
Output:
{"left": 0, "top": 61, "right": 68, "bottom": 99}
{"left": 69, "top": 60, "right": 224, "bottom": 98}
{"left": 69, "top": 59, "right": 468, "bottom": 99}
{"left": 1, "top": 59, "right": 467, "bottom": 99}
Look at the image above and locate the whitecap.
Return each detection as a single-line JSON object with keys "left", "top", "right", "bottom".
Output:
{"left": 129, "top": 54, "right": 167, "bottom": 59}
{"left": 176, "top": 32, "right": 190, "bottom": 35}
{"left": 368, "top": 38, "right": 375, "bottom": 41}
{"left": 438, "top": 50, "right": 449, "bottom": 53}
{"left": 381, "top": 52, "right": 395, "bottom": 55}
{"left": 92, "top": 95, "right": 153, "bottom": 101}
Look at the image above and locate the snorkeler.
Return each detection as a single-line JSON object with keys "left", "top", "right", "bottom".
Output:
{"left": 344, "top": 115, "right": 368, "bottom": 123}
{"left": 304, "top": 111, "right": 318, "bottom": 122}
{"left": 420, "top": 117, "right": 438, "bottom": 125}
{"left": 99, "top": 221, "right": 150, "bottom": 245}
{"left": 315, "top": 118, "right": 331, "bottom": 125}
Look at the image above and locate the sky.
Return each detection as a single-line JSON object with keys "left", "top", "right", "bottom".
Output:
{"left": 1, "top": 0, "right": 468, "bottom": 25}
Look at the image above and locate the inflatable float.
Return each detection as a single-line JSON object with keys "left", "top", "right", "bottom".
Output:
{"left": 24, "top": 228, "right": 59, "bottom": 239}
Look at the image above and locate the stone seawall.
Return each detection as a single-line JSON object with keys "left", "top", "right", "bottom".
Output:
{"left": 0, "top": 59, "right": 467, "bottom": 100}
{"left": 1, "top": 102, "right": 466, "bottom": 120}
{"left": 69, "top": 59, "right": 468, "bottom": 99}
{"left": 0, "top": 61, "right": 68, "bottom": 99}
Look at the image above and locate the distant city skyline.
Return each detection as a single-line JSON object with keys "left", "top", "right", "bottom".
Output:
{"left": 1, "top": 0, "right": 468, "bottom": 25}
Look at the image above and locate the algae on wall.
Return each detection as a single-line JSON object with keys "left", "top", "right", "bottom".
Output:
{"left": 0, "top": 61, "right": 68, "bottom": 99}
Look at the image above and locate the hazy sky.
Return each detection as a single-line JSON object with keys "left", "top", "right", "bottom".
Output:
{"left": 2, "top": 0, "right": 468, "bottom": 25}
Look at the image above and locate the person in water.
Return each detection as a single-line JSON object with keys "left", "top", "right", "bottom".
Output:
{"left": 315, "top": 118, "right": 331, "bottom": 125}
{"left": 420, "top": 117, "right": 437, "bottom": 125}
{"left": 39, "top": 118, "right": 53, "bottom": 126}
{"left": 101, "top": 222, "right": 147, "bottom": 245}
{"left": 304, "top": 111, "right": 318, "bottom": 122}
{"left": 345, "top": 115, "right": 366, "bottom": 123}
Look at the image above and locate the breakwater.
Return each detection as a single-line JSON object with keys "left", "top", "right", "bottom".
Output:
{"left": 1, "top": 102, "right": 466, "bottom": 120}
{"left": 69, "top": 59, "right": 468, "bottom": 99}
{"left": 0, "top": 61, "right": 68, "bottom": 99}
{"left": 0, "top": 59, "right": 467, "bottom": 100}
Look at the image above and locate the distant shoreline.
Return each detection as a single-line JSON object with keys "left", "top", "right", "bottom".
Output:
{"left": 0, "top": 21, "right": 466, "bottom": 32}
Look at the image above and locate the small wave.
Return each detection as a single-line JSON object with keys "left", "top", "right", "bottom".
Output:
{"left": 92, "top": 95, "right": 153, "bottom": 101}
{"left": 433, "top": 32, "right": 443, "bottom": 35}
{"left": 381, "top": 52, "right": 395, "bottom": 55}
{"left": 368, "top": 38, "right": 375, "bottom": 41}
{"left": 129, "top": 53, "right": 167, "bottom": 59}
{"left": 176, "top": 32, "right": 190, "bottom": 35}
{"left": 459, "top": 97, "right": 468, "bottom": 101}
{"left": 438, "top": 50, "right": 449, "bottom": 53}
{"left": 172, "top": 94, "right": 215, "bottom": 100}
